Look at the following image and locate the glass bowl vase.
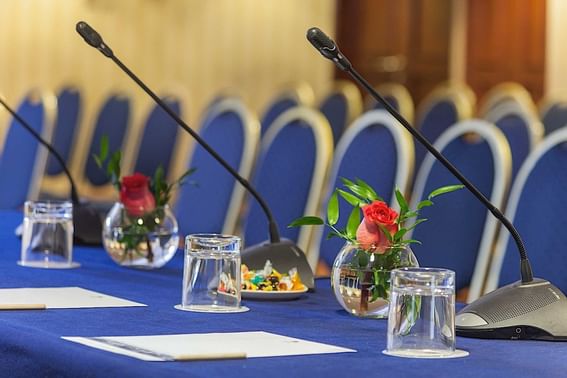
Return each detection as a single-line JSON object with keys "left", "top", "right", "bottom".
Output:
{"left": 331, "top": 242, "right": 419, "bottom": 318}
{"left": 102, "top": 203, "right": 180, "bottom": 269}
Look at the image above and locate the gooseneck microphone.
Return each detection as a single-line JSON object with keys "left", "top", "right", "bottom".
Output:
{"left": 0, "top": 96, "right": 102, "bottom": 245}
{"left": 307, "top": 27, "right": 567, "bottom": 340}
{"left": 75, "top": 21, "right": 314, "bottom": 289}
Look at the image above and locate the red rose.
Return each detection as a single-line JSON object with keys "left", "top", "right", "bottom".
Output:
{"left": 356, "top": 219, "right": 398, "bottom": 254}
{"left": 119, "top": 173, "right": 156, "bottom": 217}
{"left": 362, "top": 200, "right": 398, "bottom": 226}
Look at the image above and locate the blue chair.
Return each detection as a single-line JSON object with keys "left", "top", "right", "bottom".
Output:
{"left": 365, "top": 83, "right": 415, "bottom": 124}
{"left": 260, "top": 82, "right": 314, "bottom": 136}
{"left": 485, "top": 102, "right": 543, "bottom": 180}
{"left": 318, "top": 80, "right": 362, "bottom": 146}
{"left": 485, "top": 128, "right": 567, "bottom": 294}
{"left": 414, "top": 83, "right": 476, "bottom": 173}
{"left": 174, "top": 98, "right": 260, "bottom": 236}
{"left": 41, "top": 86, "right": 82, "bottom": 197}
{"left": 540, "top": 99, "right": 567, "bottom": 135}
{"left": 308, "top": 110, "right": 414, "bottom": 270}
{"left": 478, "top": 82, "right": 534, "bottom": 117}
{"left": 79, "top": 92, "right": 131, "bottom": 201}
{"left": 242, "top": 107, "right": 333, "bottom": 252}
{"left": 0, "top": 90, "right": 57, "bottom": 209}
{"left": 129, "top": 91, "right": 187, "bottom": 179}
{"left": 408, "top": 120, "right": 512, "bottom": 302}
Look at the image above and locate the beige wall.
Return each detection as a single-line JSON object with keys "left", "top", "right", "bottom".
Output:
{"left": 546, "top": 0, "right": 567, "bottom": 99}
{"left": 0, "top": 0, "right": 336, "bottom": 187}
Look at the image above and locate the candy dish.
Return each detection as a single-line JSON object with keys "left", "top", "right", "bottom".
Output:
{"left": 241, "top": 286, "right": 308, "bottom": 300}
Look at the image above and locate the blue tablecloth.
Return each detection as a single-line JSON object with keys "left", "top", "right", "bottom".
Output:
{"left": 1, "top": 210, "right": 566, "bottom": 377}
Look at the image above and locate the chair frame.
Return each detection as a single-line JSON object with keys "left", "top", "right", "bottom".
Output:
{"left": 409, "top": 120, "right": 512, "bottom": 302}
{"left": 484, "top": 127, "right": 567, "bottom": 294}
{"left": 478, "top": 82, "right": 537, "bottom": 118}
{"left": 306, "top": 109, "right": 414, "bottom": 269}
{"left": 254, "top": 106, "right": 333, "bottom": 253}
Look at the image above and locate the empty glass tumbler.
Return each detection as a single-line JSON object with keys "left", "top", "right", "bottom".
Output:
{"left": 385, "top": 268, "right": 467, "bottom": 358}
{"left": 19, "top": 201, "right": 77, "bottom": 268}
{"left": 177, "top": 234, "right": 248, "bottom": 313}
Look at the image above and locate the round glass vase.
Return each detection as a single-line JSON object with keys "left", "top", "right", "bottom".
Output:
{"left": 331, "top": 242, "right": 419, "bottom": 319}
{"left": 102, "top": 203, "right": 180, "bottom": 269}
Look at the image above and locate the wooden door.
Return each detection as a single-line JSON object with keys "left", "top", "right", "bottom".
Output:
{"left": 335, "top": 0, "right": 452, "bottom": 105}
{"left": 466, "top": 0, "right": 546, "bottom": 101}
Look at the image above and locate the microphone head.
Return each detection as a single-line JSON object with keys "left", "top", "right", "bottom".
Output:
{"left": 76, "top": 21, "right": 103, "bottom": 48}
{"left": 306, "top": 27, "right": 338, "bottom": 60}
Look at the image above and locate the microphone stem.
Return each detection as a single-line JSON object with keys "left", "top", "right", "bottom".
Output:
{"left": 108, "top": 55, "right": 281, "bottom": 243}
{"left": 0, "top": 97, "right": 80, "bottom": 205}
{"left": 348, "top": 68, "right": 533, "bottom": 283}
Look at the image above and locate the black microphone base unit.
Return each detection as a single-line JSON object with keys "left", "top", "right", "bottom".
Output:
{"left": 456, "top": 278, "right": 567, "bottom": 341}
{"left": 73, "top": 203, "right": 103, "bottom": 245}
{"left": 241, "top": 239, "right": 315, "bottom": 290}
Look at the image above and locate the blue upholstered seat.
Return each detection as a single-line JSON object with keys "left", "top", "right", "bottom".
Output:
{"left": 485, "top": 104, "right": 543, "bottom": 181}
{"left": 310, "top": 110, "right": 414, "bottom": 269}
{"left": 408, "top": 121, "right": 511, "bottom": 301}
{"left": 486, "top": 128, "right": 567, "bottom": 294}
{"left": 319, "top": 81, "right": 362, "bottom": 146}
{"left": 365, "top": 83, "right": 415, "bottom": 125}
{"left": 242, "top": 107, "right": 332, "bottom": 252}
{"left": 46, "top": 87, "right": 81, "bottom": 176}
{"left": 260, "top": 83, "right": 314, "bottom": 136}
{"left": 0, "top": 90, "right": 56, "bottom": 209}
{"left": 541, "top": 101, "right": 567, "bottom": 135}
{"left": 132, "top": 96, "right": 182, "bottom": 179}
{"left": 84, "top": 94, "right": 130, "bottom": 187}
{"left": 174, "top": 98, "right": 259, "bottom": 237}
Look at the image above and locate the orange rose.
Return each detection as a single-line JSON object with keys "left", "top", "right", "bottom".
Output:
{"left": 120, "top": 173, "right": 156, "bottom": 217}
{"left": 356, "top": 219, "right": 398, "bottom": 254}
{"left": 362, "top": 200, "right": 398, "bottom": 226}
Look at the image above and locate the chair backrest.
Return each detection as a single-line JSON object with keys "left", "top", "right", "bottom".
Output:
{"left": 539, "top": 98, "right": 567, "bottom": 135}
{"left": 242, "top": 107, "right": 332, "bottom": 252}
{"left": 408, "top": 120, "right": 511, "bottom": 302}
{"left": 84, "top": 93, "right": 131, "bottom": 188}
{"left": 308, "top": 110, "right": 414, "bottom": 270}
{"left": 0, "top": 90, "right": 57, "bottom": 209}
{"left": 174, "top": 98, "right": 260, "bottom": 236}
{"left": 484, "top": 101, "right": 543, "bottom": 180}
{"left": 260, "top": 82, "right": 315, "bottom": 136}
{"left": 478, "top": 82, "right": 535, "bottom": 117}
{"left": 414, "top": 83, "right": 476, "bottom": 174}
{"left": 365, "top": 83, "right": 415, "bottom": 124}
{"left": 40, "top": 85, "right": 82, "bottom": 197}
{"left": 129, "top": 90, "right": 187, "bottom": 180}
{"left": 485, "top": 128, "right": 567, "bottom": 294}
{"left": 318, "top": 80, "right": 362, "bottom": 145}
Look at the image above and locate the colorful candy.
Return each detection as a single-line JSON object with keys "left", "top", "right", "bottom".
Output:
{"left": 241, "top": 260, "right": 305, "bottom": 291}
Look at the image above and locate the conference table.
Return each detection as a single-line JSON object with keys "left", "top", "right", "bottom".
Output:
{"left": 0, "top": 210, "right": 566, "bottom": 377}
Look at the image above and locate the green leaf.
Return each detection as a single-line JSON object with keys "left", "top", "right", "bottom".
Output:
{"left": 417, "top": 200, "right": 433, "bottom": 210}
{"left": 399, "top": 210, "right": 419, "bottom": 221}
{"left": 395, "top": 189, "right": 409, "bottom": 213}
{"left": 355, "top": 178, "right": 382, "bottom": 201}
{"left": 325, "top": 230, "right": 344, "bottom": 240}
{"left": 175, "top": 167, "right": 197, "bottom": 186}
{"left": 405, "top": 218, "right": 428, "bottom": 233}
{"left": 378, "top": 224, "right": 394, "bottom": 242}
{"left": 288, "top": 216, "right": 324, "bottom": 228}
{"left": 394, "top": 228, "right": 408, "bottom": 241}
{"left": 337, "top": 189, "right": 362, "bottom": 207}
{"left": 327, "top": 191, "right": 339, "bottom": 226}
{"left": 107, "top": 151, "right": 121, "bottom": 183}
{"left": 341, "top": 177, "right": 372, "bottom": 201}
{"left": 402, "top": 239, "right": 422, "bottom": 245}
{"left": 99, "top": 135, "right": 109, "bottom": 162}
{"left": 345, "top": 207, "right": 360, "bottom": 240}
{"left": 93, "top": 155, "right": 103, "bottom": 169}
{"left": 427, "top": 184, "right": 464, "bottom": 200}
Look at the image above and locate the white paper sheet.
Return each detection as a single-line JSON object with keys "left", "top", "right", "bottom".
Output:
{"left": 63, "top": 331, "right": 356, "bottom": 361}
{"left": 0, "top": 287, "right": 146, "bottom": 308}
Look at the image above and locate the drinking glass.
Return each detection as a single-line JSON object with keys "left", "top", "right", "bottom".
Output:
{"left": 19, "top": 201, "right": 78, "bottom": 268}
{"left": 385, "top": 267, "right": 468, "bottom": 358}
{"left": 176, "top": 234, "right": 248, "bottom": 313}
